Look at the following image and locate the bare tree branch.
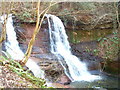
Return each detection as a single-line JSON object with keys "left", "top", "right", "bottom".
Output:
{"left": 20, "top": 1, "right": 55, "bottom": 66}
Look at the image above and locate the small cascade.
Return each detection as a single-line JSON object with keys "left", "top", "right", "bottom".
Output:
{"left": 46, "top": 14, "right": 101, "bottom": 82}
{"left": 0, "top": 14, "right": 44, "bottom": 79}
{"left": 1, "top": 14, "right": 24, "bottom": 60}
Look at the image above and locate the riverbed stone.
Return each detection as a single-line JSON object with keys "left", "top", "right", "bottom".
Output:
{"left": 29, "top": 57, "right": 72, "bottom": 84}
{"left": 56, "top": 74, "right": 71, "bottom": 85}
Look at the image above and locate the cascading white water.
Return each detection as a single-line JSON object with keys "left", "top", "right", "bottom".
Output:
{"left": 0, "top": 14, "right": 44, "bottom": 79}
{"left": 46, "top": 14, "right": 101, "bottom": 82}
{"left": 4, "top": 15, "right": 25, "bottom": 60}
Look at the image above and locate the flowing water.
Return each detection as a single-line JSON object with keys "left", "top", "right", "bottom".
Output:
{"left": 70, "top": 72, "right": 120, "bottom": 88}
{"left": 65, "top": 19, "right": 119, "bottom": 89}
{"left": 1, "top": 14, "right": 24, "bottom": 60}
{"left": 0, "top": 14, "right": 44, "bottom": 79}
{"left": 1, "top": 14, "right": 118, "bottom": 88}
{"left": 46, "top": 14, "right": 101, "bottom": 82}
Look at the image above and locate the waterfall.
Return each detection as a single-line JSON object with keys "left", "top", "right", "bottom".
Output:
{"left": 0, "top": 14, "right": 44, "bottom": 79}
{"left": 46, "top": 14, "right": 101, "bottom": 82}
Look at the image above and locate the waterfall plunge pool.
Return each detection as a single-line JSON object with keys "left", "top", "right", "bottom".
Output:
{"left": 66, "top": 27, "right": 119, "bottom": 89}
{"left": 70, "top": 72, "right": 119, "bottom": 88}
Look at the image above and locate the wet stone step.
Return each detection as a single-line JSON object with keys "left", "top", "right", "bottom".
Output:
{"left": 39, "top": 63, "right": 50, "bottom": 66}
{"left": 31, "top": 53, "right": 59, "bottom": 60}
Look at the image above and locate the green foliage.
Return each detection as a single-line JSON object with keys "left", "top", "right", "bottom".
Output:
{"left": 17, "top": 10, "right": 36, "bottom": 22}
{"left": 85, "top": 48, "right": 91, "bottom": 53}
{"left": 98, "top": 31, "right": 119, "bottom": 61}
{"left": 93, "top": 49, "right": 100, "bottom": 55}
{"left": 0, "top": 55, "right": 47, "bottom": 88}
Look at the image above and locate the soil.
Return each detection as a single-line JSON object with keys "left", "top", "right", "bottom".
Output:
{"left": 0, "top": 65, "right": 38, "bottom": 88}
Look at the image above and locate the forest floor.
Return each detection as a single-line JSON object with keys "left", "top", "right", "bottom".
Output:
{"left": 0, "top": 65, "right": 38, "bottom": 88}
{"left": 0, "top": 64, "right": 72, "bottom": 88}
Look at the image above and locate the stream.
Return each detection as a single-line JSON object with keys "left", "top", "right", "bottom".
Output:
{"left": 0, "top": 14, "right": 119, "bottom": 89}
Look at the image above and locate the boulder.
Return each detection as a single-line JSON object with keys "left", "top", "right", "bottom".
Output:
{"left": 56, "top": 74, "right": 71, "bottom": 85}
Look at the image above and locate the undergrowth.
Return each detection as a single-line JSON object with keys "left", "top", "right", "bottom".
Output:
{"left": 0, "top": 55, "right": 48, "bottom": 88}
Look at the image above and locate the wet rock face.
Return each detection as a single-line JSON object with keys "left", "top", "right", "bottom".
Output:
{"left": 31, "top": 53, "right": 59, "bottom": 60}
{"left": 60, "top": 14, "right": 115, "bottom": 31}
{"left": 14, "top": 26, "right": 26, "bottom": 44}
{"left": 71, "top": 41, "right": 98, "bottom": 58}
{"left": 71, "top": 41, "right": 103, "bottom": 71}
{"left": 30, "top": 57, "right": 71, "bottom": 85}
{"left": 14, "top": 23, "right": 50, "bottom": 54}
